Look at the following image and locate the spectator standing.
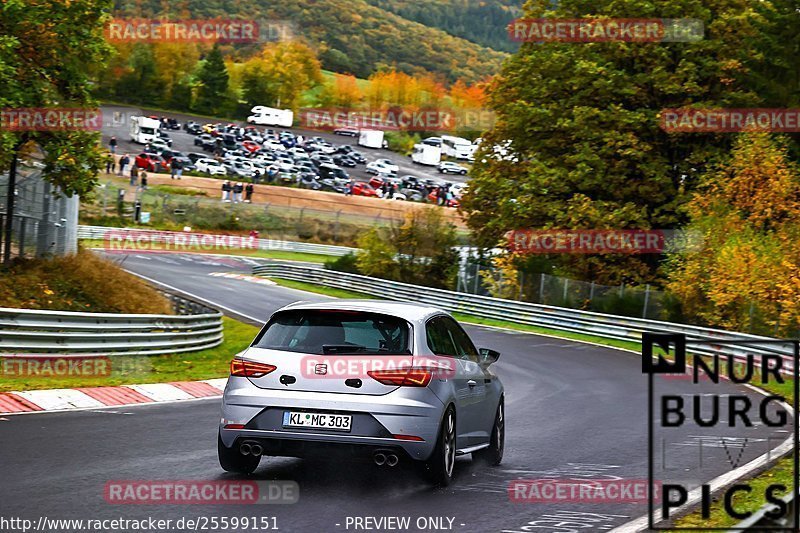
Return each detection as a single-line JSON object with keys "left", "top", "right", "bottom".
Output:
{"left": 174, "top": 159, "right": 183, "bottom": 179}
{"left": 221, "top": 181, "right": 232, "bottom": 202}
{"left": 386, "top": 183, "right": 394, "bottom": 200}
{"left": 345, "top": 179, "right": 353, "bottom": 196}
{"left": 245, "top": 183, "right": 254, "bottom": 203}
{"left": 140, "top": 172, "right": 148, "bottom": 190}
{"left": 105, "top": 155, "right": 115, "bottom": 175}
{"left": 109, "top": 136, "right": 117, "bottom": 154}
{"left": 130, "top": 165, "right": 139, "bottom": 185}
{"left": 233, "top": 182, "right": 244, "bottom": 203}
{"left": 118, "top": 154, "right": 130, "bottom": 176}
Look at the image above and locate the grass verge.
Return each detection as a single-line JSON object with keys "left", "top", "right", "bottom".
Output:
{"left": 267, "top": 275, "right": 796, "bottom": 530}
{"left": 0, "top": 317, "right": 258, "bottom": 392}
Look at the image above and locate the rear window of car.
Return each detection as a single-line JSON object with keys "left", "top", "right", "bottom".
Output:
{"left": 252, "top": 310, "right": 412, "bottom": 355}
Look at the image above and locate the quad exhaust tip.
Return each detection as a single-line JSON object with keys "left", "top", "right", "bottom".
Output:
{"left": 240, "top": 443, "right": 252, "bottom": 455}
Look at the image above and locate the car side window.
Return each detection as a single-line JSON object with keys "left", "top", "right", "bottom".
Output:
{"left": 440, "top": 317, "right": 479, "bottom": 363}
{"left": 426, "top": 316, "right": 457, "bottom": 356}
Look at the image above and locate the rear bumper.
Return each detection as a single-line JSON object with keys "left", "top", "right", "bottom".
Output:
{"left": 220, "top": 377, "right": 444, "bottom": 461}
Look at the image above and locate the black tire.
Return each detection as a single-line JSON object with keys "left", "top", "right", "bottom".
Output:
{"left": 218, "top": 432, "right": 260, "bottom": 474}
{"left": 426, "top": 406, "right": 456, "bottom": 487}
{"left": 460, "top": 170, "right": 467, "bottom": 175}
{"left": 474, "top": 398, "right": 504, "bottom": 466}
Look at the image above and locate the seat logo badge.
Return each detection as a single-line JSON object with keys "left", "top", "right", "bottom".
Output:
{"left": 314, "top": 364, "right": 328, "bottom": 375}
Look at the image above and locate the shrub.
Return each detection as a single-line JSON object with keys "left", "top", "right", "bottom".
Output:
{"left": 0, "top": 250, "right": 173, "bottom": 314}
{"left": 325, "top": 252, "right": 361, "bottom": 274}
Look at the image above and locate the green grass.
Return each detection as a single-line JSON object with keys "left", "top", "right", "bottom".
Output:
{"left": 81, "top": 239, "right": 331, "bottom": 263}
{"left": 0, "top": 317, "right": 258, "bottom": 392}
{"left": 266, "top": 275, "right": 796, "bottom": 530}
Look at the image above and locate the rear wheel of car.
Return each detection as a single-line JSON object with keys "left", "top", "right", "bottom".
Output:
{"left": 426, "top": 406, "right": 456, "bottom": 486}
{"left": 218, "top": 432, "right": 260, "bottom": 474}
{"left": 474, "top": 398, "right": 504, "bottom": 466}
{"left": 460, "top": 170, "right": 467, "bottom": 175}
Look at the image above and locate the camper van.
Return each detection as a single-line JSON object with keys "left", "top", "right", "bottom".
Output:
{"left": 441, "top": 135, "right": 477, "bottom": 160}
{"left": 129, "top": 116, "right": 161, "bottom": 144}
{"left": 411, "top": 143, "right": 441, "bottom": 166}
{"left": 358, "top": 129, "right": 384, "bottom": 149}
{"left": 247, "top": 106, "right": 294, "bottom": 128}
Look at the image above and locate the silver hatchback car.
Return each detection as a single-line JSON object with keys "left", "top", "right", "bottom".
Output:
{"left": 218, "top": 300, "right": 504, "bottom": 485}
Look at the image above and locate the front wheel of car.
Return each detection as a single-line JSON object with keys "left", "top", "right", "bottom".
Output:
{"left": 218, "top": 432, "right": 260, "bottom": 474}
{"left": 426, "top": 406, "right": 456, "bottom": 487}
{"left": 474, "top": 399, "right": 504, "bottom": 466}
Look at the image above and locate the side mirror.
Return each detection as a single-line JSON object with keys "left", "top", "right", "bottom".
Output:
{"left": 479, "top": 348, "right": 501, "bottom": 367}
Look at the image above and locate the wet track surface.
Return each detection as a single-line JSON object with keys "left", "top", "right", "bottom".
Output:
{"left": 0, "top": 252, "right": 792, "bottom": 532}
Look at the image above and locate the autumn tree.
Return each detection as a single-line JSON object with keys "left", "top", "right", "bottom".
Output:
{"left": 0, "top": 0, "right": 112, "bottom": 260}
{"left": 666, "top": 133, "right": 800, "bottom": 335}
{"left": 318, "top": 74, "right": 364, "bottom": 108}
{"left": 240, "top": 41, "right": 322, "bottom": 111}
{"left": 460, "top": 0, "right": 778, "bottom": 284}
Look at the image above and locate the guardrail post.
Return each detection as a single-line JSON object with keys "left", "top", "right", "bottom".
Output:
{"left": 642, "top": 284, "right": 650, "bottom": 318}
{"left": 539, "top": 273, "right": 545, "bottom": 304}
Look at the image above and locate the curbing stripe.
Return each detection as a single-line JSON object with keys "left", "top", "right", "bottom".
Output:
{"left": 12, "top": 389, "right": 105, "bottom": 410}
{"left": 124, "top": 383, "right": 194, "bottom": 402}
{"left": 77, "top": 386, "right": 153, "bottom": 406}
{"left": 0, "top": 393, "right": 43, "bottom": 412}
{"left": 170, "top": 381, "right": 222, "bottom": 398}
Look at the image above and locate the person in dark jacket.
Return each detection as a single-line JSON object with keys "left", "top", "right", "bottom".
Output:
{"left": 221, "top": 181, "right": 232, "bottom": 202}
{"left": 233, "top": 182, "right": 244, "bottom": 203}
{"left": 129, "top": 165, "right": 139, "bottom": 185}
{"left": 245, "top": 183, "right": 254, "bottom": 203}
{"left": 109, "top": 136, "right": 117, "bottom": 154}
{"left": 118, "top": 154, "right": 130, "bottom": 176}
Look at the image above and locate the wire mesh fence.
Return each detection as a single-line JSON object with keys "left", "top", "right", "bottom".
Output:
{"left": 0, "top": 149, "right": 79, "bottom": 260}
{"left": 457, "top": 262, "right": 669, "bottom": 321}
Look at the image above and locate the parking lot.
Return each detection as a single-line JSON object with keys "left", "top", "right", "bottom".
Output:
{"left": 100, "top": 104, "right": 470, "bottom": 194}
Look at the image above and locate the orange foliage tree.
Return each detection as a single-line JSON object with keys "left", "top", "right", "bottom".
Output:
{"left": 666, "top": 132, "right": 800, "bottom": 335}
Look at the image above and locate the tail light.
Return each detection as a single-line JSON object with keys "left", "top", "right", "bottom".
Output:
{"left": 230, "top": 358, "right": 277, "bottom": 378}
{"left": 367, "top": 368, "right": 432, "bottom": 387}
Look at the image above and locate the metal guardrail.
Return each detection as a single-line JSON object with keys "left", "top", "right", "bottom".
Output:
{"left": 77, "top": 225, "right": 356, "bottom": 257}
{"left": 251, "top": 263, "right": 798, "bottom": 372}
{"left": 0, "top": 291, "right": 223, "bottom": 356}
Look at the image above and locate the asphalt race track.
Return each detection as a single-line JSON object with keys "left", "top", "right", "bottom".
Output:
{"left": 0, "top": 252, "right": 792, "bottom": 533}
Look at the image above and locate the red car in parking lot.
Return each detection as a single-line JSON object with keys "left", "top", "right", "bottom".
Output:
{"left": 135, "top": 152, "right": 169, "bottom": 172}
{"left": 242, "top": 141, "right": 261, "bottom": 153}
{"left": 352, "top": 182, "right": 380, "bottom": 197}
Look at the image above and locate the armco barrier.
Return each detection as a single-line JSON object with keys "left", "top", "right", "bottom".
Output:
{"left": 77, "top": 225, "right": 356, "bottom": 257}
{"left": 251, "top": 263, "right": 797, "bottom": 372}
{"left": 0, "top": 292, "right": 223, "bottom": 356}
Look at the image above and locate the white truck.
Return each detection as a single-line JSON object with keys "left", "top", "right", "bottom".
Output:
{"left": 247, "top": 106, "right": 294, "bottom": 128}
{"left": 358, "top": 129, "right": 384, "bottom": 149}
{"left": 411, "top": 143, "right": 441, "bottom": 166}
{"left": 129, "top": 116, "right": 160, "bottom": 144}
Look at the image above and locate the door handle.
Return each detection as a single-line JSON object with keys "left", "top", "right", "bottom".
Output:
{"left": 467, "top": 380, "right": 477, "bottom": 387}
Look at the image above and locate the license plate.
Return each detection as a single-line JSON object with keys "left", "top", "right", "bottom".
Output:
{"left": 283, "top": 411, "right": 352, "bottom": 431}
